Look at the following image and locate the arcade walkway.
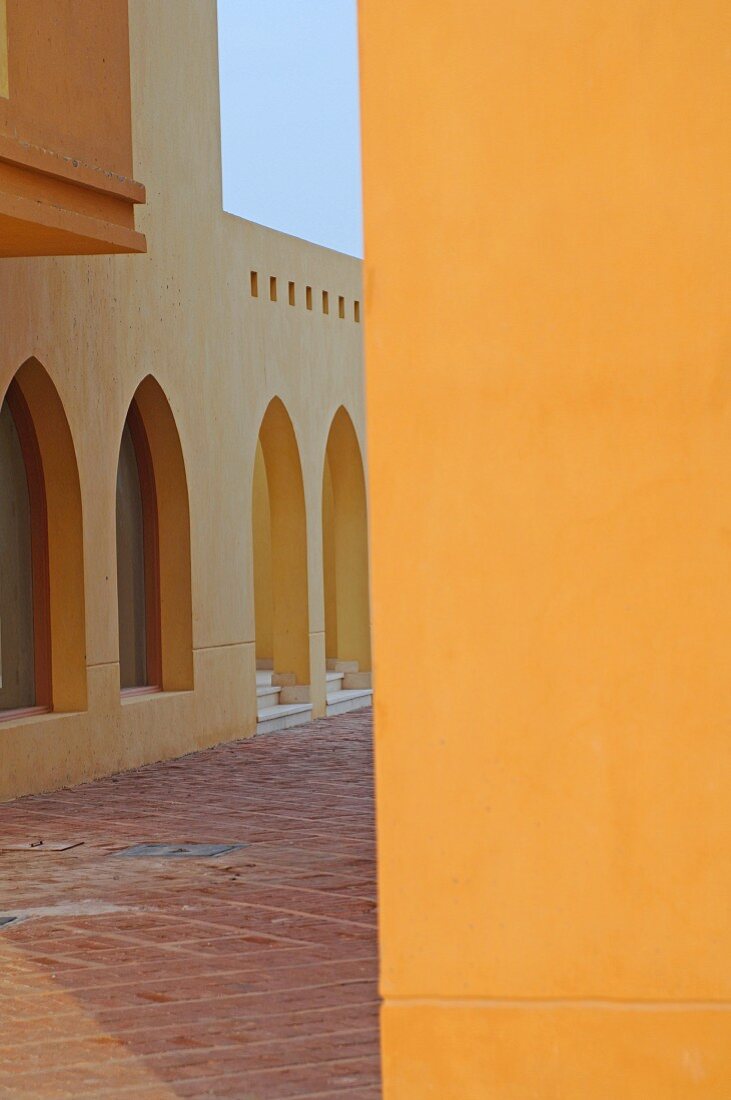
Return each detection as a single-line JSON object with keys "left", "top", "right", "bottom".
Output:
{"left": 0, "top": 711, "right": 379, "bottom": 1098}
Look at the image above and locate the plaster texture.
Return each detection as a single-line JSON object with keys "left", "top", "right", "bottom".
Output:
{"left": 360, "top": 0, "right": 731, "bottom": 1094}
{"left": 0, "top": 0, "right": 146, "bottom": 255}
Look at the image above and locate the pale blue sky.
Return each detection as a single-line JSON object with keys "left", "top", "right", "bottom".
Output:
{"left": 217, "top": 0, "right": 362, "bottom": 258}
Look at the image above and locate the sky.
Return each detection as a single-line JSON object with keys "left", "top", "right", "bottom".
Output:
{"left": 217, "top": 0, "right": 362, "bottom": 258}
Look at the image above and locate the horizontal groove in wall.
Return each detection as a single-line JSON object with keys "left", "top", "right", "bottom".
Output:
{"left": 384, "top": 996, "right": 731, "bottom": 1011}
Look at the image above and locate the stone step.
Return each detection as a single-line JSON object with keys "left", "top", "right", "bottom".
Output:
{"left": 326, "top": 659, "right": 359, "bottom": 673}
{"left": 255, "top": 670, "right": 273, "bottom": 687}
{"left": 256, "top": 684, "right": 281, "bottom": 712}
{"left": 343, "top": 671, "right": 372, "bottom": 690}
{"left": 325, "top": 689, "right": 373, "bottom": 717}
{"left": 256, "top": 703, "right": 312, "bottom": 735}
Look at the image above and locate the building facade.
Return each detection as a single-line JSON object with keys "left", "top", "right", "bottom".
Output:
{"left": 0, "top": 0, "right": 370, "bottom": 801}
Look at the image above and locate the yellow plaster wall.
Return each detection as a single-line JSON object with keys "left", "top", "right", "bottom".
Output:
{"left": 0, "top": 0, "right": 145, "bottom": 256}
{"left": 360, "top": 0, "right": 731, "bottom": 1094}
{"left": 259, "top": 398, "right": 311, "bottom": 690}
{"left": 1, "top": 0, "right": 134, "bottom": 177}
{"left": 325, "top": 407, "right": 371, "bottom": 670}
{"left": 0, "top": 0, "right": 366, "bottom": 800}
{"left": 252, "top": 441, "right": 274, "bottom": 663}
{"left": 0, "top": 1, "right": 7, "bottom": 100}
{"left": 322, "top": 457, "right": 338, "bottom": 660}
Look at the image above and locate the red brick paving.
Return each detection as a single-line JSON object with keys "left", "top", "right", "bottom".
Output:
{"left": 0, "top": 710, "right": 380, "bottom": 1098}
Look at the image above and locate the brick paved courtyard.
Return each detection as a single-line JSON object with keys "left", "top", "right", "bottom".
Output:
{"left": 0, "top": 710, "right": 379, "bottom": 1099}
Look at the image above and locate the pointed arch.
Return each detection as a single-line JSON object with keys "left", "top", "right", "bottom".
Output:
{"left": 323, "top": 407, "right": 371, "bottom": 671}
{"left": 116, "top": 375, "right": 193, "bottom": 693}
{"left": 0, "top": 358, "right": 86, "bottom": 716}
{"left": 252, "top": 439, "right": 274, "bottom": 664}
{"left": 253, "top": 397, "right": 310, "bottom": 685}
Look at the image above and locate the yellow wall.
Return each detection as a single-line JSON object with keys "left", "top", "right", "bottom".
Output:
{"left": 0, "top": 0, "right": 145, "bottom": 255}
{"left": 360, "top": 1, "right": 731, "bottom": 1094}
{"left": 324, "top": 407, "right": 371, "bottom": 670}
{"left": 259, "top": 397, "right": 311, "bottom": 688}
{"left": 322, "top": 457, "right": 338, "bottom": 660}
{"left": 0, "top": 1, "right": 8, "bottom": 100}
{"left": 252, "top": 441, "right": 274, "bottom": 663}
{"left": 0, "top": 0, "right": 366, "bottom": 800}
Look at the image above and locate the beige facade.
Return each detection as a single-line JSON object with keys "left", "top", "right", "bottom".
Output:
{"left": 0, "top": 0, "right": 367, "bottom": 801}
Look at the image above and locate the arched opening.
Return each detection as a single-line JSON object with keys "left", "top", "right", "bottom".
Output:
{"left": 252, "top": 398, "right": 312, "bottom": 729}
{"left": 0, "top": 382, "right": 49, "bottom": 712}
{"left": 116, "top": 376, "right": 193, "bottom": 695}
{"left": 116, "top": 400, "right": 161, "bottom": 690}
{"left": 322, "top": 407, "right": 372, "bottom": 711}
{"left": 252, "top": 440, "right": 274, "bottom": 667}
{"left": 0, "top": 359, "right": 86, "bottom": 718}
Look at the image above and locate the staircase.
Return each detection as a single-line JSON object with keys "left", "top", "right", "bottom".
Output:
{"left": 326, "top": 660, "right": 373, "bottom": 717}
{"left": 256, "top": 668, "right": 312, "bottom": 734}
{"left": 255, "top": 661, "right": 373, "bottom": 731}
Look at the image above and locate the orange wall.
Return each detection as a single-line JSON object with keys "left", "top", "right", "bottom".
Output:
{"left": 0, "top": 0, "right": 144, "bottom": 255}
{"left": 359, "top": 1, "right": 731, "bottom": 1094}
{"left": 1, "top": 0, "right": 133, "bottom": 175}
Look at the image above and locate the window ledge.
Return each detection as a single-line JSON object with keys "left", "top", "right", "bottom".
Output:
{"left": 120, "top": 688, "right": 193, "bottom": 706}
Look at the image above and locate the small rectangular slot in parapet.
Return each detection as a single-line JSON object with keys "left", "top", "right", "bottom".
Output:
{"left": 250, "top": 271, "right": 258, "bottom": 297}
{"left": 269, "top": 276, "right": 277, "bottom": 301}
{"left": 288, "top": 281, "right": 296, "bottom": 306}
{"left": 338, "top": 295, "right": 345, "bottom": 319}
{"left": 306, "top": 286, "right": 313, "bottom": 310}
{"left": 322, "top": 290, "right": 329, "bottom": 315}
{"left": 354, "top": 300, "right": 361, "bottom": 322}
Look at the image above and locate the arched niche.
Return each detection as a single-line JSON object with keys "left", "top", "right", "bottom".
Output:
{"left": 116, "top": 375, "right": 193, "bottom": 693}
{"left": 0, "top": 358, "right": 86, "bottom": 717}
{"left": 253, "top": 397, "right": 310, "bottom": 685}
{"left": 322, "top": 407, "right": 371, "bottom": 671}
